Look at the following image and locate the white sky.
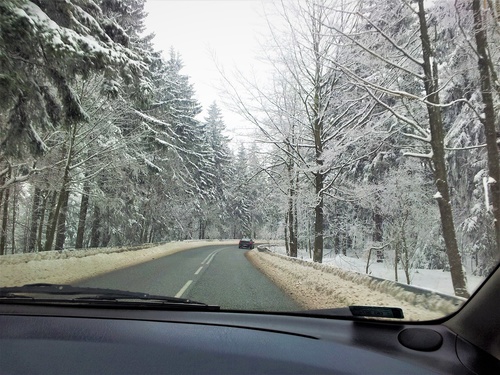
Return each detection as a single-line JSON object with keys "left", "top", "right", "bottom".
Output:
{"left": 144, "top": 0, "right": 274, "bottom": 145}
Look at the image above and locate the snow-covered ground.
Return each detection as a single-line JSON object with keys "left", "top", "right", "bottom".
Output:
{"left": 0, "top": 240, "right": 484, "bottom": 321}
{"left": 0, "top": 240, "right": 239, "bottom": 287}
{"left": 248, "top": 248, "right": 465, "bottom": 321}
{"left": 265, "top": 245, "right": 485, "bottom": 296}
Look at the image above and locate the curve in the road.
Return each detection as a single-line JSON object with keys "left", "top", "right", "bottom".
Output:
{"left": 77, "top": 244, "right": 300, "bottom": 312}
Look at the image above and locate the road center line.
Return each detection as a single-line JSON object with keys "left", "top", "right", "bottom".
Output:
{"left": 201, "top": 250, "right": 217, "bottom": 265}
{"left": 206, "top": 253, "right": 216, "bottom": 265}
{"left": 175, "top": 280, "right": 192, "bottom": 298}
{"left": 194, "top": 266, "right": 203, "bottom": 275}
{"left": 205, "top": 249, "right": 222, "bottom": 265}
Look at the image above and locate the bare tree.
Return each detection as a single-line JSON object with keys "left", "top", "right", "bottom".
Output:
{"left": 322, "top": 0, "right": 469, "bottom": 296}
{"left": 469, "top": 0, "right": 500, "bottom": 256}
{"left": 221, "top": 0, "right": 378, "bottom": 262}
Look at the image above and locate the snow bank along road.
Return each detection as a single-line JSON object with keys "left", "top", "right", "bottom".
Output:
{"left": 1, "top": 241, "right": 460, "bottom": 319}
{"left": 248, "top": 248, "right": 462, "bottom": 321}
{"left": 0, "top": 240, "right": 299, "bottom": 311}
{"left": 0, "top": 240, "right": 235, "bottom": 287}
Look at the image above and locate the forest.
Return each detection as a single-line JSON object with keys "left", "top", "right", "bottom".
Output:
{"left": 1, "top": 0, "right": 500, "bottom": 298}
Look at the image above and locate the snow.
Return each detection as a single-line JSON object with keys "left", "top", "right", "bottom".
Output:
{"left": 488, "top": 176, "right": 497, "bottom": 184}
{"left": 144, "top": 158, "right": 163, "bottom": 172}
{"left": 265, "top": 245, "right": 485, "bottom": 297}
{"left": 483, "top": 177, "right": 491, "bottom": 210}
{"left": 403, "top": 151, "right": 433, "bottom": 159}
{"left": 0, "top": 240, "right": 239, "bottom": 287}
{"left": 433, "top": 191, "right": 442, "bottom": 199}
{"left": 474, "top": 170, "right": 485, "bottom": 183}
{"left": 248, "top": 249, "right": 460, "bottom": 321}
{"left": 134, "top": 109, "right": 172, "bottom": 128}
{"left": 0, "top": 240, "right": 486, "bottom": 321}
{"left": 18, "top": 1, "right": 135, "bottom": 64}
{"left": 28, "top": 122, "right": 48, "bottom": 152}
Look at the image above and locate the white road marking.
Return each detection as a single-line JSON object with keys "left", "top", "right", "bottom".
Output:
{"left": 195, "top": 266, "right": 203, "bottom": 275}
{"left": 206, "top": 249, "right": 223, "bottom": 265}
{"left": 201, "top": 250, "right": 217, "bottom": 265}
{"left": 175, "top": 280, "right": 192, "bottom": 298}
{"left": 201, "top": 248, "right": 223, "bottom": 265}
{"left": 206, "top": 252, "right": 216, "bottom": 265}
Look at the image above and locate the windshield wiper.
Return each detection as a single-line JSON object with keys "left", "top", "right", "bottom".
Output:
{"left": 0, "top": 283, "right": 220, "bottom": 311}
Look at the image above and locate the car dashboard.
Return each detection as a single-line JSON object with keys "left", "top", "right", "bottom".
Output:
{"left": 1, "top": 303, "right": 498, "bottom": 374}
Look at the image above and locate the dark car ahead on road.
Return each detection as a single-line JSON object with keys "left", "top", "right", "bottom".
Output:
{"left": 238, "top": 238, "right": 254, "bottom": 249}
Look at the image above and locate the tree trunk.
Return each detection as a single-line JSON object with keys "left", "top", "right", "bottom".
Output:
{"left": 37, "top": 191, "right": 51, "bottom": 252}
{"left": 373, "top": 212, "right": 383, "bottom": 242}
{"left": 75, "top": 182, "right": 90, "bottom": 249}
{"left": 54, "top": 189, "right": 70, "bottom": 250}
{"left": 198, "top": 218, "right": 202, "bottom": 240}
{"left": 141, "top": 215, "right": 149, "bottom": 243}
{"left": 288, "top": 185, "right": 298, "bottom": 258}
{"left": 44, "top": 125, "right": 76, "bottom": 252}
{"left": 366, "top": 248, "right": 372, "bottom": 274}
{"left": 345, "top": 235, "right": 352, "bottom": 255}
{"left": 401, "top": 225, "right": 411, "bottom": 285}
{"left": 90, "top": 205, "right": 101, "bottom": 248}
{"left": 143, "top": 221, "right": 151, "bottom": 243}
{"left": 417, "top": 0, "right": 468, "bottom": 297}
{"left": 27, "top": 187, "right": 42, "bottom": 252}
{"left": 334, "top": 234, "right": 340, "bottom": 255}
{"left": 311, "top": 9, "right": 326, "bottom": 264}
{"left": 100, "top": 207, "right": 111, "bottom": 247}
{"left": 0, "top": 186, "right": 9, "bottom": 255}
{"left": 44, "top": 187, "right": 66, "bottom": 251}
{"left": 293, "top": 173, "right": 299, "bottom": 254}
{"left": 394, "top": 243, "right": 399, "bottom": 282}
{"left": 11, "top": 185, "right": 17, "bottom": 253}
{"left": 472, "top": 0, "right": 500, "bottom": 256}
{"left": 200, "top": 219, "right": 206, "bottom": 239}
{"left": 313, "top": 170, "right": 324, "bottom": 263}
{"left": 44, "top": 190, "right": 58, "bottom": 251}
{"left": 285, "top": 129, "right": 298, "bottom": 257}
{"left": 308, "top": 218, "right": 312, "bottom": 258}
{"left": 284, "top": 212, "right": 290, "bottom": 256}
{"left": 313, "top": 85, "right": 324, "bottom": 262}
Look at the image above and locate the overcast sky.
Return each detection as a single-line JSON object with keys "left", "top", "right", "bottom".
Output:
{"left": 144, "top": 0, "right": 274, "bottom": 144}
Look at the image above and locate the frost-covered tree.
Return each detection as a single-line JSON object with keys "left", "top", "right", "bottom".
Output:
{"left": 0, "top": 1, "right": 218, "bottom": 250}
{"left": 226, "top": 146, "right": 253, "bottom": 238}
{"left": 378, "top": 161, "right": 439, "bottom": 284}
{"left": 226, "top": 0, "right": 378, "bottom": 262}
{"left": 469, "top": 0, "right": 500, "bottom": 255}
{"left": 196, "top": 102, "right": 233, "bottom": 239}
{"left": 0, "top": 0, "right": 147, "bottom": 187}
{"left": 320, "top": 0, "right": 470, "bottom": 297}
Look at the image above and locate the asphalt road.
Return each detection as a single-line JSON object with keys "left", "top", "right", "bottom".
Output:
{"left": 76, "top": 244, "right": 300, "bottom": 311}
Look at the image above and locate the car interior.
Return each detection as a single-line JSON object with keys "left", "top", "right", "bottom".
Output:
{"left": 1, "top": 262, "right": 499, "bottom": 374}
{"left": 1, "top": 0, "right": 500, "bottom": 374}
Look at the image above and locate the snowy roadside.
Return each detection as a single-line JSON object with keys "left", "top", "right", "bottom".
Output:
{"left": 0, "top": 240, "right": 239, "bottom": 287}
{"left": 0, "top": 239, "right": 474, "bottom": 321}
{"left": 247, "top": 248, "right": 464, "bottom": 321}
{"left": 264, "top": 245, "right": 485, "bottom": 296}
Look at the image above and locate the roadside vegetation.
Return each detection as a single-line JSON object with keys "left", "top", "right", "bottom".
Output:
{"left": 1, "top": 0, "right": 500, "bottom": 298}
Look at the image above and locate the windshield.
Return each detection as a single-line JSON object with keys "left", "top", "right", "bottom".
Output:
{"left": 1, "top": 0, "right": 499, "bottom": 322}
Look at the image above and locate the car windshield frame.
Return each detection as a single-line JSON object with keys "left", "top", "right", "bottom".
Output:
{"left": 0, "top": 0, "right": 499, "bottom": 323}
